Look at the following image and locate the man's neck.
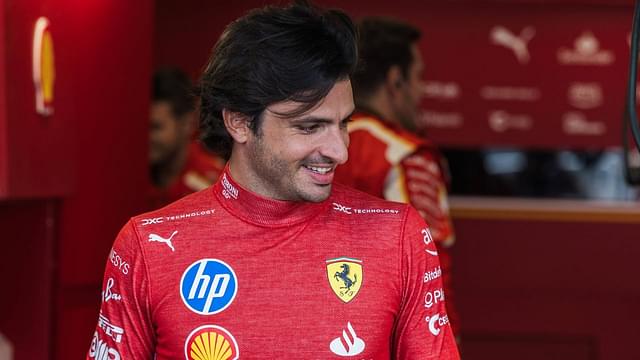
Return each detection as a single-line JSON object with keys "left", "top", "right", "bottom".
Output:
{"left": 226, "top": 152, "right": 260, "bottom": 196}
{"left": 358, "top": 90, "right": 417, "bottom": 133}
{"left": 357, "top": 93, "right": 397, "bottom": 126}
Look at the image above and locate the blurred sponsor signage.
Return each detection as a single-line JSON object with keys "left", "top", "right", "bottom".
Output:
{"left": 418, "top": 6, "right": 630, "bottom": 149}
{"left": 32, "top": 17, "right": 55, "bottom": 116}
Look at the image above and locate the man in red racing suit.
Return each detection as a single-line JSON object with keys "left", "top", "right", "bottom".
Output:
{"left": 87, "top": 3, "right": 459, "bottom": 359}
{"left": 89, "top": 166, "right": 459, "bottom": 359}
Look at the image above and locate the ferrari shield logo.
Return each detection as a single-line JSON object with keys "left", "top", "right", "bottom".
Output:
{"left": 326, "top": 257, "right": 363, "bottom": 303}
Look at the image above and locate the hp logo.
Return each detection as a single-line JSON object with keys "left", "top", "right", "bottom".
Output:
{"left": 180, "top": 259, "right": 237, "bottom": 315}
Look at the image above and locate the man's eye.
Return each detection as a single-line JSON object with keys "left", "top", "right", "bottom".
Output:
{"left": 297, "top": 124, "right": 319, "bottom": 134}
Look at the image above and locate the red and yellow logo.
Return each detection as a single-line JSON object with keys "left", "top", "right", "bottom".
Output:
{"left": 32, "top": 17, "right": 55, "bottom": 116}
{"left": 326, "top": 257, "right": 363, "bottom": 303}
{"left": 184, "top": 325, "right": 239, "bottom": 360}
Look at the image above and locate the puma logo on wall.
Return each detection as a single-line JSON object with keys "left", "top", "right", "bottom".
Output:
{"left": 490, "top": 25, "right": 535, "bottom": 64}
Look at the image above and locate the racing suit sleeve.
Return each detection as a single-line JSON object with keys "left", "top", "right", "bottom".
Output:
{"left": 86, "top": 220, "right": 154, "bottom": 359}
{"left": 386, "top": 149, "right": 460, "bottom": 335}
{"left": 386, "top": 150, "right": 454, "bottom": 247}
{"left": 393, "top": 206, "right": 460, "bottom": 359}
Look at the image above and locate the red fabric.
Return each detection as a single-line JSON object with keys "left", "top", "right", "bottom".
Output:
{"left": 148, "top": 142, "right": 225, "bottom": 208}
{"left": 335, "top": 112, "right": 460, "bottom": 335}
{"left": 88, "top": 166, "right": 459, "bottom": 359}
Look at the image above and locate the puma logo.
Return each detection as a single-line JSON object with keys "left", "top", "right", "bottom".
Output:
{"left": 148, "top": 230, "right": 177, "bottom": 252}
{"left": 490, "top": 25, "right": 535, "bottom": 64}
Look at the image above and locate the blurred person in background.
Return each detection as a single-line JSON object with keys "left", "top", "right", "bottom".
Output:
{"left": 335, "top": 16, "right": 461, "bottom": 339}
{"left": 149, "top": 68, "right": 225, "bottom": 207}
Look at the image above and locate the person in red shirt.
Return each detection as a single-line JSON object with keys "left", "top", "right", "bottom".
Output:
{"left": 149, "top": 68, "right": 225, "bottom": 207}
{"left": 335, "top": 17, "right": 460, "bottom": 337}
{"left": 88, "top": 3, "right": 459, "bottom": 359}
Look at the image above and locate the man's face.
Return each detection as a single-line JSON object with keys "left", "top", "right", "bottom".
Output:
{"left": 244, "top": 79, "right": 354, "bottom": 202}
{"left": 393, "top": 43, "right": 425, "bottom": 131}
{"left": 149, "top": 101, "right": 190, "bottom": 165}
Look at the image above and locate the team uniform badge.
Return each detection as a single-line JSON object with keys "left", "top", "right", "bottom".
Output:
{"left": 326, "top": 257, "right": 363, "bottom": 303}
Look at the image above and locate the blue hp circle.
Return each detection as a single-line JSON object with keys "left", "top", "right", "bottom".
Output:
{"left": 180, "top": 259, "right": 238, "bottom": 315}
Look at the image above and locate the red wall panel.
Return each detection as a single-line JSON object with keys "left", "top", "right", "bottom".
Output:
{"left": 54, "top": 0, "right": 153, "bottom": 287}
{"left": 1, "top": 0, "right": 153, "bottom": 358}
{"left": 0, "top": 201, "right": 55, "bottom": 359}
{"left": 54, "top": 1, "right": 154, "bottom": 358}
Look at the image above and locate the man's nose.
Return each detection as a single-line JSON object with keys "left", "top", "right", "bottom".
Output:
{"left": 320, "top": 126, "right": 349, "bottom": 165}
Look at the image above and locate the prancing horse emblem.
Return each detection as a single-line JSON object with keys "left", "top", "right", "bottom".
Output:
{"left": 326, "top": 257, "right": 363, "bottom": 303}
{"left": 335, "top": 264, "right": 357, "bottom": 291}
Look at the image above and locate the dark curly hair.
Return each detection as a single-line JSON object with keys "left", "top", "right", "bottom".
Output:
{"left": 199, "top": 1, "right": 358, "bottom": 159}
{"left": 153, "top": 67, "right": 195, "bottom": 118}
{"left": 352, "top": 17, "right": 420, "bottom": 103}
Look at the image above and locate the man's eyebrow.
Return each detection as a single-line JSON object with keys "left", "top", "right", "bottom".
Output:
{"left": 289, "top": 117, "right": 333, "bottom": 124}
{"left": 290, "top": 110, "right": 356, "bottom": 124}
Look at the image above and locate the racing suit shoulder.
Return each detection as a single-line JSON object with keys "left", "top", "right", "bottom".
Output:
{"left": 133, "top": 187, "right": 218, "bottom": 229}
{"left": 348, "top": 114, "right": 423, "bottom": 164}
{"left": 130, "top": 186, "right": 219, "bottom": 271}
{"left": 336, "top": 113, "right": 422, "bottom": 198}
{"left": 329, "top": 182, "right": 409, "bottom": 217}
{"left": 88, "top": 188, "right": 221, "bottom": 359}
{"left": 87, "top": 220, "right": 154, "bottom": 359}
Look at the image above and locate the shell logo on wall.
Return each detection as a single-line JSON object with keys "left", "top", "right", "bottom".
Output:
{"left": 32, "top": 17, "right": 55, "bottom": 116}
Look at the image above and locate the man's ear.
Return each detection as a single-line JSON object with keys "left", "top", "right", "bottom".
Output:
{"left": 222, "top": 108, "right": 251, "bottom": 144}
{"left": 386, "top": 65, "right": 405, "bottom": 96}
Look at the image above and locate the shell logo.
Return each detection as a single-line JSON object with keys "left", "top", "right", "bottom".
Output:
{"left": 184, "top": 325, "right": 239, "bottom": 360}
{"left": 32, "top": 17, "right": 55, "bottom": 116}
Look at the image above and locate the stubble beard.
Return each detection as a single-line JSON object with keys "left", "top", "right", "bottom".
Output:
{"left": 248, "top": 136, "right": 331, "bottom": 203}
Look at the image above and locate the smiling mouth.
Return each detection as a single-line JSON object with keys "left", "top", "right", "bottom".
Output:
{"left": 303, "top": 165, "right": 333, "bottom": 175}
